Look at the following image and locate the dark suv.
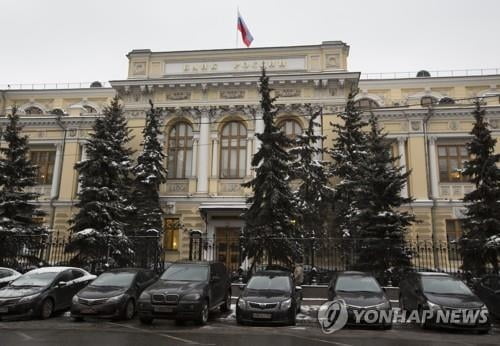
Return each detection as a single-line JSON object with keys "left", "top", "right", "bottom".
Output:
{"left": 137, "top": 261, "right": 231, "bottom": 325}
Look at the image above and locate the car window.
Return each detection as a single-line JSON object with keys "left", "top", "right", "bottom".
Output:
{"left": 11, "top": 271, "right": 59, "bottom": 287}
{"left": 0, "top": 269, "right": 13, "bottom": 278}
{"left": 59, "top": 270, "right": 74, "bottom": 283}
{"left": 335, "top": 276, "right": 382, "bottom": 293}
{"left": 161, "top": 264, "right": 209, "bottom": 282}
{"left": 421, "top": 276, "right": 473, "bottom": 295}
{"left": 91, "top": 272, "right": 136, "bottom": 287}
{"left": 137, "top": 271, "right": 148, "bottom": 284}
{"left": 247, "top": 276, "right": 291, "bottom": 293}
{"left": 72, "top": 270, "right": 85, "bottom": 280}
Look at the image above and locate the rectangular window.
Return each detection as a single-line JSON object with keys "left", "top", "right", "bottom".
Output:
{"left": 30, "top": 151, "right": 56, "bottom": 185}
{"left": 446, "top": 219, "right": 463, "bottom": 260}
{"left": 164, "top": 218, "right": 180, "bottom": 251}
{"left": 437, "top": 144, "right": 468, "bottom": 183}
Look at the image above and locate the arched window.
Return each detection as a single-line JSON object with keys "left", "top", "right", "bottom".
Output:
{"left": 167, "top": 122, "right": 193, "bottom": 179}
{"left": 279, "top": 119, "right": 303, "bottom": 140}
{"left": 83, "top": 105, "right": 97, "bottom": 114}
{"left": 220, "top": 121, "right": 247, "bottom": 179}
{"left": 25, "top": 106, "right": 43, "bottom": 115}
{"left": 353, "top": 98, "right": 379, "bottom": 110}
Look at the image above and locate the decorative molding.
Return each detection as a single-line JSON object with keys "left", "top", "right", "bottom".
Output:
{"left": 219, "top": 182, "right": 243, "bottom": 193}
{"left": 220, "top": 90, "right": 245, "bottom": 99}
{"left": 448, "top": 120, "right": 460, "bottom": 131}
{"left": 166, "top": 181, "right": 189, "bottom": 193}
{"left": 275, "top": 88, "right": 301, "bottom": 98}
{"left": 166, "top": 91, "right": 191, "bottom": 100}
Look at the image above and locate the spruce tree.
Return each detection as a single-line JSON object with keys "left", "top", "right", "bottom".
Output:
{"left": 0, "top": 107, "right": 46, "bottom": 263}
{"left": 242, "top": 68, "right": 303, "bottom": 268}
{"left": 460, "top": 100, "right": 500, "bottom": 274}
{"left": 130, "top": 100, "right": 167, "bottom": 234}
{"left": 355, "top": 114, "right": 416, "bottom": 279}
{"left": 329, "top": 91, "right": 369, "bottom": 255}
{"left": 67, "top": 96, "right": 134, "bottom": 266}
{"left": 289, "top": 107, "right": 332, "bottom": 259}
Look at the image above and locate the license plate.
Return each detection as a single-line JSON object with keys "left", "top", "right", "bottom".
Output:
{"left": 154, "top": 306, "right": 173, "bottom": 313}
{"left": 0, "top": 307, "right": 7, "bottom": 313}
{"left": 81, "top": 308, "right": 96, "bottom": 314}
{"left": 252, "top": 313, "right": 272, "bottom": 319}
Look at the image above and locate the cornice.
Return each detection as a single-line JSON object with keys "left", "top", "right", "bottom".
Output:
{"left": 2, "top": 88, "right": 115, "bottom": 97}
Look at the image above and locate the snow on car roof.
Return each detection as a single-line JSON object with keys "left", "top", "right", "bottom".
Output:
{"left": 27, "top": 266, "right": 81, "bottom": 274}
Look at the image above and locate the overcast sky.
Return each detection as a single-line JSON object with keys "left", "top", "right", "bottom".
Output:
{"left": 1, "top": 0, "right": 499, "bottom": 85}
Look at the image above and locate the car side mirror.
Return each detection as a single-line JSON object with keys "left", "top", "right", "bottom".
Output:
{"left": 57, "top": 281, "right": 67, "bottom": 288}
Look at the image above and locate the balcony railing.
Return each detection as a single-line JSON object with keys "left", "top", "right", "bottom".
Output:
{"left": 361, "top": 68, "right": 500, "bottom": 80}
{"left": 0, "top": 81, "right": 111, "bottom": 90}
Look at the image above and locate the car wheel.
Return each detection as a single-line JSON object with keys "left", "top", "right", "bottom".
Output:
{"left": 418, "top": 306, "right": 430, "bottom": 329}
{"left": 123, "top": 299, "right": 135, "bottom": 320}
{"left": 289, "top": 308, "right": 296, "bottom": 326}
{"left": 220, "top": 291, "right": 231, "bottom": 312}
{"left": 39, "top": 298, "right": 54, "bottom": 320}
{"left": 236, "top": 317, "right": 244, "bottom": 325}
{"left": 72, "top": 316, "right": 84, "bottom": 322}
{"left": 140, "top": 316, "right": 153, "bottom": 325}
{"left": 175, "top": 319, "right": 185, "bottom": 326}
{"left": 197, "top": 300, "right": 209, "bottom": 325}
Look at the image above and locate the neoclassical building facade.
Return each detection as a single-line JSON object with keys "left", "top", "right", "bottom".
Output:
{"left": 1, "top": 41, "right": 499, "bottom": 268}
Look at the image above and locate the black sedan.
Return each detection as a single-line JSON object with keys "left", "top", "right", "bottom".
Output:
{"left": 0, "top": 267, "right": 96, "bottom": 320}
{"left": 0, "top": 268, "right": 21, "bottom": 289}
{"left": 399, "top": 272, "right": 490, "bottom": 332}
{"left": 71, "top": 268, "right": 157, "bottom": 321}
{"left": 328, "top": 271, "right": 392, "bottom": 329}
{"left": 236, "top": 270, "right": 302, "bottom": 325}
{"left": 473, "top": 274, "right": 500, "bottom": 320}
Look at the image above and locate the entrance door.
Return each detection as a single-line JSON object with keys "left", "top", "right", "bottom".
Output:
{"left": 215, "top": 228, "right": 240, "bottom": 272}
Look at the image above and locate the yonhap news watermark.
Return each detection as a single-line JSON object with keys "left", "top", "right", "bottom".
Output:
{"left": 317, "top": 299, "right": 489, "bottom": 334}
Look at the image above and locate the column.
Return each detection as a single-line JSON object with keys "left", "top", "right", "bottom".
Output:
{"left": 313, "top": 120, "right": 323, "bottom": 160}
{"left": 210, "top": 134, "right": 219, "bottom": 177}
{"left": 197, "top": 112, "right": 209, "bottom": 193}
{"left": 398, "top": 137, "right": 409, "bottom": 198}
{"left": 191, "top": 135, "right": 199, "bottom": 178}
{"left": 428, "top": 136, "right": 439, "bottom": 199}
{"left": 254, "top": 111, "right": 264, "bottom": 151}
{"left": 50, "top": 143, "right": 63, "bottom": 198}
{"left": 246, "top": 135, "right": 253, "bottom": 177}
{"left": 77, "top": 146, "right": 87, "bottom": 194}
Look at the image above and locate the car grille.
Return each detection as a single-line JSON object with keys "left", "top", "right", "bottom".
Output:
{"left": 249, "top": 302, "right": 278, "bottom": 310}
{"left": 0, "top": 298, "right": 20, "bottom": 306}
{"left": 78, "top": 298, "right": 108, "bottom": 306}
{"left": 151, "top": 294, "right": 178, "bottom": 305}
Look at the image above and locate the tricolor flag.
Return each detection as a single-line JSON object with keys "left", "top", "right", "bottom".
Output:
{"left": 237, "top": 10, "right": 254, "bottom": 47}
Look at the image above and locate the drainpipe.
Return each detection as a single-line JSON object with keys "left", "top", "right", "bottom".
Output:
{"left": 423, "top": 106, "right": 440, "bottom": 269}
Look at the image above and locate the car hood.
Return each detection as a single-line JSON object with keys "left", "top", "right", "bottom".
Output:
{"left": 335, "top": 291, "right": 388, "bottom": 308}
{"left": 242, "top": 295, "right": 290, "bottom": 304}
{"left": 424, "top": 293, "right": 484, "bottom": 309}
{"left": 144, "top": 280, "right": 206, "bottom": 295}
{"left": 0, "top": 286, "right": 45, "bottom": 298}
{"left": 77, "top": 286, "right": 128, "bottom": 299}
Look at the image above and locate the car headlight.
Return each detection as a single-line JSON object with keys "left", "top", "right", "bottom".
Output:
{"left": 139, "top": 292, "right": 150, "bottom": 301}
{"left": 107, "top": 294, "right": 125, "bottom": 303}
{"left": 374, "top": 301, "right": 391, "bottom": 310}
{"left": 426, "top": 301, "right": 441, "bottom": 311}
{"left": 19, "top": 294, "right": 40, "bottom": 303}
{"left": 237, "top": 298, "right": 246, "bottom": 309}
{"left": 182, "top": 293, "right": 201, "bottom": 301}
{"left": 280, "top": 298, "right": 292, "bottom": 311}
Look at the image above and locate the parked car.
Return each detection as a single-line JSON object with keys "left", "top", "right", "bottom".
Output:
{"left": 473, "top": 274, "right": 500, "bottom": 320}
{"left": 70, "top": 268, "right": 157, "bottom": 321}
{"left": 236, "top": 270, "right": 302, "bottom": 325}
{"left": 327, "top": 271, "right": 392, "bottom": 329}
{"left": 0, "top": 268, "right": 21, "bottom": 289}
{"left": 137, "top": 261, "right": 231, "bottom": 325}
{"left": 399, "top": 272, "right": 490, "bottom": 332}
{"left": 0, "top": 267, "right": 95, "bottom": 320}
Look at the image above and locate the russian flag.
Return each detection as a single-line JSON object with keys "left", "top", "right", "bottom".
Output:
{"left": 237, "top": 11, "right": 254, "bottom": 47}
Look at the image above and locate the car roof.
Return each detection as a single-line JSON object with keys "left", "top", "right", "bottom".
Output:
{"left": 254, "top": 270, "right": 291, "bottom": 277}
{"left": 337, "top": 271, "right": 372, "bottom": 277}
{"left": 26, "top": 266, "right": 83, "bottom": 274}
{"left": 417, "top": 272, "right": 451, "bottom": 277}
{"left": 107, "top": 268, "right": 146, "bottom": 273}
{"left": 171, "top": 261, "right": 211, "bottom": 266}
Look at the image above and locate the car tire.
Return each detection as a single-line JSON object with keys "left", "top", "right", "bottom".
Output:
{"left": 196, "top": 300, "right": 209, "bottom": 325}
{"left": 122, "top": 299, "right": 135, "bottom": 320}
{"left": 236, "top": 316, "right": 245, "bottom": 325}
{"left": 140, "top": 317, "right": 153, "bottom": 325}
{"left": 289, "top": 309, "right": 296, "bottom": 326}
{"left": 175, "top": 319, "right": 185, "bottom": 326}
{"left": 39, "top": 298, "right": 54, "bottom": 320}
{"left": 418, "top": 306, "right": 430, "bottom": 329}
{"left": 72, "top": 316, "right": 84, "bottom": 322}
{"left": 220, "top": 291, "right": 231, "bottom": 313}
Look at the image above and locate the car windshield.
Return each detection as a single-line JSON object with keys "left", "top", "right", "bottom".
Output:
{"left": 0, "top": 269, "right": 13, "bottom": 279}
{"left": 91, "top": 272, "right": 136, "bottom": 287}
{"left": 421, "top": 276, "right": 473, "bottom": 295}
{"left": 246, "top": 276, "right": 291, "bottom": 294}
{"left": 335, "top": 275, "right": 382, "bottom": 293}
{"left": 160, "top": 265, "right": 208, "bottom": 282}
{"left": 10, "top": 272, "right": 59, "bottom": 287}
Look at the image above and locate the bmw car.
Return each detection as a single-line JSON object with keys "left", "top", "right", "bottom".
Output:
{"left": 236, "top": 271, "right": 302, "bottom": 325}
{"left": 71, "top": 268, "right": 157, "bottom": 320}
{"left": 0, "top": 267, "right": 95, "bottom": 320}
{"left": 328, "top": 271, "right": 392, "bottom": 329}
{"left": 0, "top": 268, "right": 21, "bottom": 289}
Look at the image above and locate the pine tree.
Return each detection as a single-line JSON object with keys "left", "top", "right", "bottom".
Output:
{"left": 242, "top": 68, "right": 303, "bottom": 268}
{"left": 0, "top": 107, "right": 46, "bottom": 263}
{"left": 355, "top": 114, "right": 416, "bottom": 279}
{"left": 130, "top": 100, "right": 167, "bottom": 234}
{"left": 329, "top": 91, "right": 369, "bottom": 243}
{"left": 67, "top": 96, "right": 134, "bottom": 266}
{"left": 289, "top": 106, "right": 332, "bottom": 257}
{"left": 460, "top": 100, "right": 500, "bottom": 274}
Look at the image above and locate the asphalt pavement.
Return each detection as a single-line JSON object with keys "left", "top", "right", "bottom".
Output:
{"left": 0, "top": 310, "right": 499, "bottom": 346}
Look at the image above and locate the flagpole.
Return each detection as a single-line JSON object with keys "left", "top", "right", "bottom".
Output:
{"left": 235, "top": 7, "right": 239, "bottom": 48}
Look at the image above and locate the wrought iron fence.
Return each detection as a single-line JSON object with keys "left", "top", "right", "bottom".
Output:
{"left": 0, "top": 231, "right": 164, "bottom": 274}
